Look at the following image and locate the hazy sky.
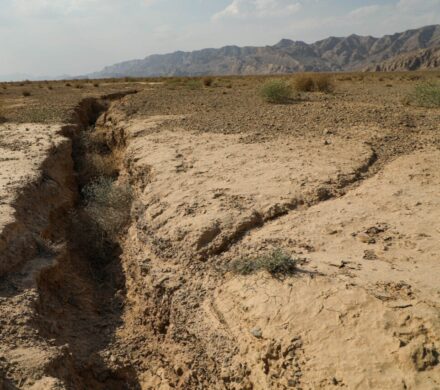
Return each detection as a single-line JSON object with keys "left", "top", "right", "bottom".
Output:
{"left": 1, "top": 0, "right": 440, "bottom": 78}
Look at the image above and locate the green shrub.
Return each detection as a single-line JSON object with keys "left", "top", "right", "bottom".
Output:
{"left": 230, "top": 249, "right": 298, "bottom": 277}
{"left": 409, "top": 82, "right": 440, "bottom": 108}
{"left": 260, "top": 79, "right": 292, "bottom": 103}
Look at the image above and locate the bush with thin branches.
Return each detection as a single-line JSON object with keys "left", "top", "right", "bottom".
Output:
{"left": 260, "top": 79, "right": 293, "bottom": 103}
{"left": 409, "top": 82, "right": 440, "bottom": 108}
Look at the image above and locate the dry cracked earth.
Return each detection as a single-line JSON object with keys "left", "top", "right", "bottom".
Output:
{"left": 0, "top": 74, "right": 440, "bottom": 389}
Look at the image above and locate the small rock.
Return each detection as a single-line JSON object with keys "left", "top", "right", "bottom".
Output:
{"left": 357, "top": 232, "right": 371, "bottom": 243}
{"left": 250, "top": 327, "right": 263, "bottom": 338}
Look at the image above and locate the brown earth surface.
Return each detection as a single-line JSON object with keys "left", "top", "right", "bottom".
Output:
{"left": 0, "top": 73, "right": 440, "bottom": 389}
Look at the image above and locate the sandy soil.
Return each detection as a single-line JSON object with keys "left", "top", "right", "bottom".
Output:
{"left": 0, "top": 74, "right": 439, "bottom": 389}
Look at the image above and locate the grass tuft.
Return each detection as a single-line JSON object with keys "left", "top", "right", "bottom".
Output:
{"left": 230, "top": 248, "right": 298, "bottom": 277}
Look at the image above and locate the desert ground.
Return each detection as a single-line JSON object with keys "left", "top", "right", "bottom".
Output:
{"left": 0, "top": 73, "right": 439, "bottom": 389}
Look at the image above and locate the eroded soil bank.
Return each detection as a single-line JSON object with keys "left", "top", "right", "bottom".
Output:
{"left": 1, "top": 84, "right": 440, "bottom": 389}
{"left": 0, "top": 93, "right": 140, "bottom": 389}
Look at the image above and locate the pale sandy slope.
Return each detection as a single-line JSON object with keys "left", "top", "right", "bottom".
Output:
{"left": 1, "top": 109, "right": 439, "bottom": 389}
{"left": 121, "top": 115, "right": 440, "bottom": 389}
{"left": 211, "top": 150, "right": 440, "bottom": 389}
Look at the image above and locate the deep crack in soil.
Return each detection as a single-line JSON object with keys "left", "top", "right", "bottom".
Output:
{"left": 0, "top": 92, "right": 141, "bottom": 389}
{"left": 1, "top": 83, "right": 439, "bottom": 389}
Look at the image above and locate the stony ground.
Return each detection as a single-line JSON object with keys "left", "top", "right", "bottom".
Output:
{"left": 0, "top": 73, "right": 439, "bottom": 389}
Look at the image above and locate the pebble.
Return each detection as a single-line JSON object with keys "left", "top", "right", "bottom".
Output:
{"left": 250, "top": 327, "right": 263, "bottom": 338}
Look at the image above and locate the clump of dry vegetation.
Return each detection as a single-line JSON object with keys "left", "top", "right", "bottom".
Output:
{"left": 82, "top": 177, "right": 132, "bottom": 239}
{"left": 230, "top": 248, "right": 298, "bottom": 277}
{"left": 186, "top": 79, "right": 202, "bottom": 90}
{"left": 313, "top": 74, "right": 335, "bottom": 93}
{"left": 409, "top": 82, "right": 440, "bottom": 107}
{"left": 293, "top": 74, "right": 315, "bottom": 92}
{"left": 260, "top": 79, "right": 293, "bottom": 103}
{"left": 22, "top": 90, "right": 31, "bottom": 97}
{"left": 293, "top": 73, "right": 335, "bottom": 93}
{"left": 203, "top": 77, "right": 214, "bottom": 87}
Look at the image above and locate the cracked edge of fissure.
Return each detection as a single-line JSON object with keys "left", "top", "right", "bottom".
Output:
{"left": 39, "top": 92, "right": 142, "bottom": 389}
{"left": 0, "top": 91, "right": 141, "bottom": 390}
{"left": 200, "top": 147, "right": 379, "bottom": 258}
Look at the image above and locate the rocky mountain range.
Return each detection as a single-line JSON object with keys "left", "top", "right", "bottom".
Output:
{"left": 90, "top": 25, "right": 440, "bottom": 78}
{"left": 365, "top": 46, "right": 440, "bottom": 72}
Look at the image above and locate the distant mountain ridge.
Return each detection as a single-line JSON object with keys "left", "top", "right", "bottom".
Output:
{"left": 90, "top": 25, "right": 440, "bottom": 78}
{"left": 365, "top": 46, "right": 440, "bottom": 71}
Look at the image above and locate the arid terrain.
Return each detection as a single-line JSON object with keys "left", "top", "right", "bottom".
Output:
{"left": 0, "top": 73, "right": 440, "bottom": 389}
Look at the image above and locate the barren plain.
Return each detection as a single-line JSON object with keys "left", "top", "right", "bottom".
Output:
{"left": 0, "top": 73, "right": 439, "bottom": 389}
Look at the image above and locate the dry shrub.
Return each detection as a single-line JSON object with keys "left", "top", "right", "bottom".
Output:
{"left": 230, "top": 249, "right": 298, "bottom": 277}
{"left": 83, "top": 152, "right": 119, "bottom": 178}
{"left": 293, "top": 74, "right": 315, "bottom": 92}
{"left": 22, "top": 91, "right": 31, "bottom": 97}
{"left": 293, "top": 73, "right": 335, "bottom": 93}
{"left": 186, "top": 79, "right": 202, "bottom": 90}
{"left": 313, "top": 74, "right": 335, "bottom": 93}
{"left": 260, "top": 79, "right": 293, "bottom": 103}
{"left": 203, "top": 77, "right": 214, "bottom": 87}
{"left": 82, "top": 177, "right": 132, "bottom": 239}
